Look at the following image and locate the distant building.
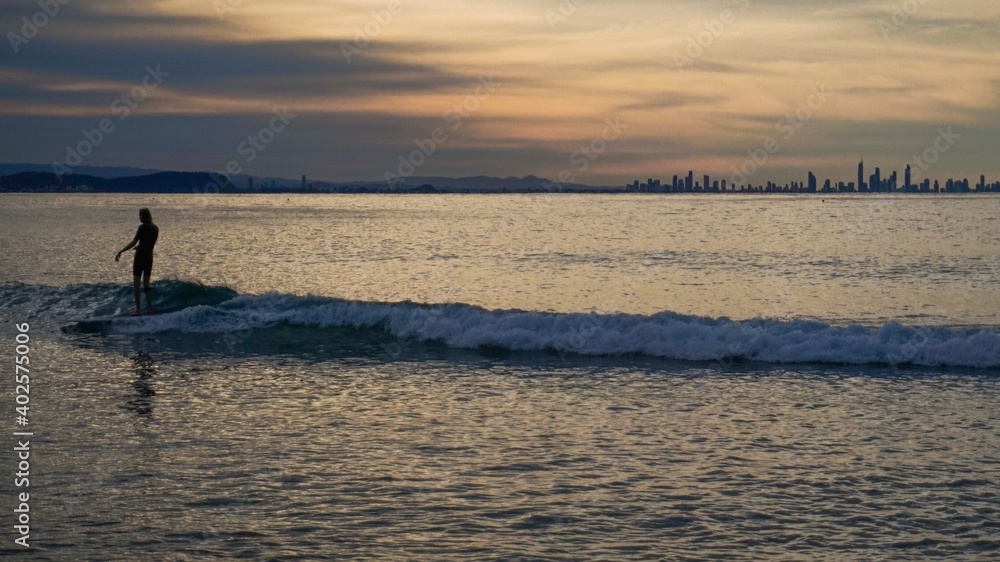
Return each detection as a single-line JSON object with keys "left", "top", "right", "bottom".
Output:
{"left": 621, "top": 165, "right": 988, "bottom": 197}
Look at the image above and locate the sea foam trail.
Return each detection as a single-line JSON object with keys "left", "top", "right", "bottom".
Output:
{"left": 100, "top": 290, "right": 1000, "bottom": 368}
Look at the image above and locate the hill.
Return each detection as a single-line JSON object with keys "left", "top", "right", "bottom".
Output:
{"left": 0, "top": 171, "right": 237, "bottom": 193}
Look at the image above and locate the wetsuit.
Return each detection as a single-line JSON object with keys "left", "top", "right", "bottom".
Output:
{"left": 132, "top": 223, "right": 159, "bottom": 277}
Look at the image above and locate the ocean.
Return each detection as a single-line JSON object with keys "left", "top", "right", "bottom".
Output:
{"left": 1, "top": 193, "right": 998, "bottom": 560}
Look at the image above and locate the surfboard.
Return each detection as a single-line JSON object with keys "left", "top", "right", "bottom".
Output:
{"left": 63, "top": 312, "right": 156, "bottom": 334}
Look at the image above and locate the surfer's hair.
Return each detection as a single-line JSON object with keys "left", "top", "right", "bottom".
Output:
{"left": 139, "top": 208, "right": 152, "bottom": 224}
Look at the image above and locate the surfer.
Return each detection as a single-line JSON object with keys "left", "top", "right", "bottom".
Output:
{"left": 115, "top": 208, "right": 159, "bottom": 315}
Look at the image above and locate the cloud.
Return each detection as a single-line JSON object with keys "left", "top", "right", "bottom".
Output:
{"left": 2, "top": 0, "right": 1000, "bottom": 184}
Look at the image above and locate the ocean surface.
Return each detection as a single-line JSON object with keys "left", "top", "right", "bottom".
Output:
{"left": 1, "top": 193, "right": 999, "bottom": 560}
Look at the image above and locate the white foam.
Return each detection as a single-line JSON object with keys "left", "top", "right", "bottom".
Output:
{"left": 105, "top": 293, "right": 1000, "bottom": 368}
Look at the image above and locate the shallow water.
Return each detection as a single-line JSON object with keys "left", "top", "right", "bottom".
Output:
{"left": 1, "top": 194, "right": 999, "bottom": 560}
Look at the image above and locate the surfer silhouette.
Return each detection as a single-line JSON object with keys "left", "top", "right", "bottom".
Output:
{"left": 115, "top": 208, "right": 159, "bottom": 315}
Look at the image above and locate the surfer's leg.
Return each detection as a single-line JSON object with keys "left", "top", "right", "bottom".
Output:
{"left": 132, "top": 254, "right": 144, "bottom": 315}
{"left": 142, "top": 270, "right": 154, "bottom": 314}
{"left": 132, "top": 276, "right": 142, "bottom": 315}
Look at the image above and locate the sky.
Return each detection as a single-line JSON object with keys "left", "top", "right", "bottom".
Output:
{"left": 2, "top": 0, "right": 999, "bottom": 186}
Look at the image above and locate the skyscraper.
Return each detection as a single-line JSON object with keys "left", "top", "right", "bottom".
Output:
{"left": 858, "top": 160, "right": 865, "bottom": 192}
{"left": 904, "top": 164, "right": 911, "bottom": 192}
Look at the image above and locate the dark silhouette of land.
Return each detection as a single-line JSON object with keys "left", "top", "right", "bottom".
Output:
{"left": 0, "top": 171, "right": 238, "bottom": 193}
{"left": 0, "top": 163, "right": 996, "bottom": 194}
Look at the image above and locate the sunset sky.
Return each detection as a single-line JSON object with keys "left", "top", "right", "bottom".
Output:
{"left": 2, "top": 0, "right": 999, "bottom": 186}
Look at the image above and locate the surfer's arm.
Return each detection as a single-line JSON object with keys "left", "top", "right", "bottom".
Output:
{"left": 115, "top": 233, "right": 140, "bottom": 261}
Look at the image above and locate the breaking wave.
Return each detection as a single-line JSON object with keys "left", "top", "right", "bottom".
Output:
{"left": 13, "top": 281, "right": 995, "bottom": 368}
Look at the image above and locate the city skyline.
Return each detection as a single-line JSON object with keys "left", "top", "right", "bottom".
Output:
{"left": 2, "top": 1, "right": 1000, "bottom": 185}
{"left": 628, "top": 157, "right": 999, "bottom": 194}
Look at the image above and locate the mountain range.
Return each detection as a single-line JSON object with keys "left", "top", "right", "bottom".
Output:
{"left": 0, "top": 163, "right": 616, "bottom": 193}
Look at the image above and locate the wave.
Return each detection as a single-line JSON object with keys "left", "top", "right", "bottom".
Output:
{"left": 1, "top": 280, "right": 237, "bottom": 322}
{"left": 18, "top": 281, "right": 997, "bottom": 368}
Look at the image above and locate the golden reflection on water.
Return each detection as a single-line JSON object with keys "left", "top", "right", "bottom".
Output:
{"left": 1, "top": 193, "right": 997, "bottom": 326}
{"left": 32, "top": 343, "right": 1000, "bottom": 559}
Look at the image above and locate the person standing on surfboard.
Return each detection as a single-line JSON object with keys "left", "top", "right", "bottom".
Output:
{"left": 115, "top": 208, "right": 159, "bottom": 315}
